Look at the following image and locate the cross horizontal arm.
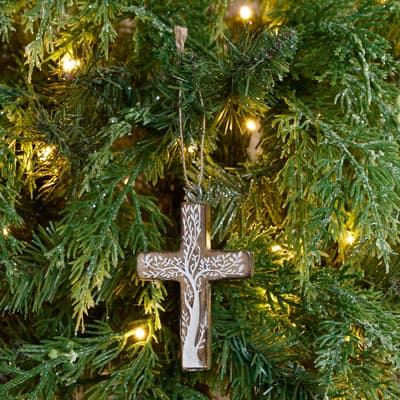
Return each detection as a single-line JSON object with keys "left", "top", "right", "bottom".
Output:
{"left": 199, "top": 251, "right": 254, "bottom": 281}
{"left": 137, "top": 252, "right": 183, "bottom": 281}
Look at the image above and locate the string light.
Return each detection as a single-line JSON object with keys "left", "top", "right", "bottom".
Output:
{"left": 245, "top": 118, "right": 257, "bottom": 132}
{"left": 132, "top": 327, "right": 147, "bottom": 340}
{"left": 239, "top": 5, "right": 253, "bottom": 20}
{"left": 38, "top": 145, "right": 54, "bottom": 161}
{"left": 124, "top": 326, "right": 148, "bottom": 341}
{"left": 345, "top": 231, "right": 356, "bottom": 246}
{"left": 187, "top": 145, "right": 196, "bottom": 153}
{"left": 271, "top": 244, "right": 282, "bottom": 253}
{"left": 61, "top": 54, "right": 80, "bottom": 73}
{"left": 2, "top": 227, "right": 9, "bottom": 236}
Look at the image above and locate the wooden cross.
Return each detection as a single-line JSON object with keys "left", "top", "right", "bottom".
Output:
{"left": 137, "top": 202, "right": 254, "bottom": 370}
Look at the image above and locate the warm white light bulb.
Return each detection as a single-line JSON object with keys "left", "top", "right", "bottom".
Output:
{"left": 2, "top": 227, "right": 9, "bottom": 236}
{"left": 132, "top": 327, "right": 147, "bottom": 340}
{"left": 124, "top": 326, "right": 147, "bottom": 342}
{"left": 345, "top": 231, "right": 356, "bottom": 246}
{"left": 61, "top": 54, "right": 80, "bottom": 73}
{"left": 271, "top": 244, "right": 282, "bottom": 253}
{"left": 38, "top": 145, "right": 54, "bottom": 161}
{"left": 239, "top": 5, "right": 253, "bottom": 20}
{"left": 245, "top": 119, "right": 257, "bottom": 131}
{"left": 187, "top": 145, "right": 196, "bottom": 153}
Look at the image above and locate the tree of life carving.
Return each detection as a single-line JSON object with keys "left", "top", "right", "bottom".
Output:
{"left": 136, "top": 202, "right": 254, "bottom": 370}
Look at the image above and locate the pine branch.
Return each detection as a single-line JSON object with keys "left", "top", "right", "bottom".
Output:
{"left": 1, "top": 0, "right": 399, "bottom": 398}
{"left": 272, "top": 96, "right": 400, "bottom": 280}
{"left": 23, "top": 0, "right": 68, "bottom": 81}
{"left": 0, "top": 321, "right": 161, "bottom": 399}
{"left": 309, "top": 268, "right": 400, "bottom": 399}
{"left": 0, "top": 223, "right": 66, "bottom": 315}
{"left": 57, "top": 148, "right": 169, "bottom": 331}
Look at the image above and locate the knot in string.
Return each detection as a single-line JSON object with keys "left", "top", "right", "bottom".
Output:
{"left": 184, "top": 185, "right": 203, "bottom": 203}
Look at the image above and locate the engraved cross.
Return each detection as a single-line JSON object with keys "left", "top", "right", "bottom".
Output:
{"left": 137, "top": 202, "right": 253, "bottom": 371}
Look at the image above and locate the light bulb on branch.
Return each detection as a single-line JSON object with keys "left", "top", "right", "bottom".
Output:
{"left": 225, "top": 1, "right": 260, "bottom": 21}
{"left": 337, "top": 224, "right": 358, "bottom": 262}
{"left": 239, "top": 5, "right": 253, "bottom": 20}
{"left": 124, "top": 326, "right": 148, "bottom": 342}
{"left": 245, "top": 118, "right": 257, "bottom": 132}
{"left": 37, "top": 145, "right": 54, "bottom": 161}
{"left": 187, "top": 145, "right": 197, "bottom": 154}
{"left": 345, "top": 230, "right": 356, "bottom": 246}
{"left": 245, "top": 117, "right": 263, "bottom": 161}
{"left": 271, "top": 244, "right": 282, "bottom": 253}
{"left": 132, "top": 327, "right": 147, "bottom": 340}
{"left": 61, "top": 54, "right": 80, "bottom": 73}
{"left": 61, "top": 53, "right": 81, "bottom": 80}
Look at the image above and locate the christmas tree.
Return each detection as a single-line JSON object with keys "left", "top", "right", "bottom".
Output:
{"left": 1, "top": 0, "right": 400, "bottom": 398}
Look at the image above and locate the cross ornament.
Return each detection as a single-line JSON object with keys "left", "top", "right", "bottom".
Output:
{"left": 137, "top": 202, "right": 254, "bottom": 370}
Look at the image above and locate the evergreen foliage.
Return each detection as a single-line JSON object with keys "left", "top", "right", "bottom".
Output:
{"left": 0, "top": 0, "right": 399, "bottom": 398}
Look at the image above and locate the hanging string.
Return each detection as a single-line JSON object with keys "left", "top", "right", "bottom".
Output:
{"left": 175, "top": 26, "right": 206, "bottom": 202}
{"left": 178, "top": 87, "right": 206, "bottom": 202}
{"left": 198, "top": 92, "right": 205, "bottom": 191}
{"left": 178, "top": 87, "right": 189, "bottom": 189}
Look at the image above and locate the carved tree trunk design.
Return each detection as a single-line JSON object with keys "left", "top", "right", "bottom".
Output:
{"left": 182, "top": 277, "right": 204, "bottom": 368}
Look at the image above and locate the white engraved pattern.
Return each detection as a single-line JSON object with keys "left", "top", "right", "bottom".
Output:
{"left": 137, "top": 203, "right": 253, "bottom": 370}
